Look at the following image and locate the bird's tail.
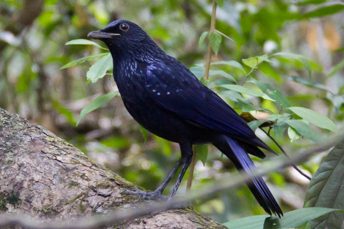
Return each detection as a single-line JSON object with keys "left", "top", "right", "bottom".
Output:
{"left": 213, "top": 135, "right": 283, "bottom": 217}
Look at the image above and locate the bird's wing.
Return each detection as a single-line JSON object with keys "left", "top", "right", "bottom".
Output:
{"left": 144, "top": 60, "right": 268, "bottom": 149}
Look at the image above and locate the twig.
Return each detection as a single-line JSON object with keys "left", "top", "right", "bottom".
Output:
{"left": 204, "top": 0, "right": 217, "bottom": 80}
{"left": 261, "top": 127, "right": 312, "bottom": 180}
{"left": 186, "top": 150, "right": 197, "bottom": 190}
{"left": 0, "top": 130, "right": 343, "bottom": 229}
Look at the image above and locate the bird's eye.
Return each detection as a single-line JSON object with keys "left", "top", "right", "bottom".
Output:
{"left": 119, "top": 23, "right": 129, "bottom": 32}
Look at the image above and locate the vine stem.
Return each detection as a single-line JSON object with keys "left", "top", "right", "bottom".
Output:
{"left": 204, "top": 0, "right": 217, "bottom": 80}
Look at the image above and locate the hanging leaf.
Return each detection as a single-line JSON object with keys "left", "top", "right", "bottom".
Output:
{"left": 289, "top": 107, "right": 337, "bottom": 132}
{"left": 209, "top": 31, "right": 222, "bottom": 54}
{"left": 198, "top": 31, "right": 208, "bottom": 48}
{"left": 304, "top": 142, "right": 344, "bottom": 228}
{"left": 86, "top": 53, "right": 113, "bottom": 83}
{"left": 77, "top": 91, "right": 119, "bottom": 125}
{"left": 195, "top": 144, "right": 208, "bottom": 165}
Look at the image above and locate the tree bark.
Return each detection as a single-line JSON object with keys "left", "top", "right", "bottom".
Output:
{"left": 0, "top": 108, "right": 225, "bottom": 229}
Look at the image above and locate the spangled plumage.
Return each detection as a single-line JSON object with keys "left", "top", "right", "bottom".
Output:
{"left": 88, "top": 19, "right": 283, "bottom": 216}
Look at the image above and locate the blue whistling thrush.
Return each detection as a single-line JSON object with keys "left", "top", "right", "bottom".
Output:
{"left": 88, "top": 19, "right": 283, "bottom": 217}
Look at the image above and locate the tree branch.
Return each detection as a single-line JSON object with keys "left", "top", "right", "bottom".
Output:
{"left": 0, "top": 108, "right": 224, "bottom": 229}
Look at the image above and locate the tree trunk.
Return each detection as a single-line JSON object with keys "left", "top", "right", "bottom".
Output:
{"left": 0, "top": 108, "right": 225, "bottom": 229}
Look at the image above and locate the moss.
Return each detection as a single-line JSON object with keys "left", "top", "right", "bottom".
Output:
{"left": 7, "top": 192, "right": 20, "bottom": 205}
{"left": 0, "top": 193, "right": 8, "bottom": 211}
{"left": 41, "top": 205, "right": 59, "bottom": 216}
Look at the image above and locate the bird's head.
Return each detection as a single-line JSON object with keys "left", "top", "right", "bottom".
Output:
{"left": 88, "top": 19, "right": 156, "bottom": 55}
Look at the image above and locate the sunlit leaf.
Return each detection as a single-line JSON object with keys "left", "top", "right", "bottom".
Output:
{"left": 86, "top": 53, "right": 113, "bottom": 83}
{"left": 289, "top": 107, "right": 337, "bottom": 132}
{"left": 287, "top": 126, "right": 301, "bottom": 142}
{"left": 78, "top": 91, "right": 119, "bottom": 125}
{"left": 304, "top": 142, "right": 344, "bottom": 228}
{"left": 66, "top": 39, "right": 106, "bottom": 49}
{"left": 242, "top": 54, "right": 269, "bottom": 69}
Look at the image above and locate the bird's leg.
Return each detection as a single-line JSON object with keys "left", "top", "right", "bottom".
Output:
{"left": 169, "top": 143, "right": 193, "bottom": 198}
{"left": 124, "top": 159, "right": 182, "bottom": 200}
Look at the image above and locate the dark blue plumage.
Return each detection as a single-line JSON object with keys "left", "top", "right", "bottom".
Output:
{"left": 88, "top": 19, "right": 283, "bottom": 216}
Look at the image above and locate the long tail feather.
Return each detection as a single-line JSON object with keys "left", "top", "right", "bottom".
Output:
{"left": 214, "top": 135, "right": 283, "bottom": 217}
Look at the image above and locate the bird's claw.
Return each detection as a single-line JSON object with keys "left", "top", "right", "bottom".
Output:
{"left": 124, "top": 189, "right": 167, "bottom": 200}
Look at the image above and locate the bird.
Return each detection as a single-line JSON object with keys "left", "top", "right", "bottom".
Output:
{"left": 88, "top": 19, "right": 283, "bottom": 217}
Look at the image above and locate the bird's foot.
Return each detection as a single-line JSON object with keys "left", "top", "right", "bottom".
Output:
{"left": 124, "top": 189, "right": 167, "bottom": 201}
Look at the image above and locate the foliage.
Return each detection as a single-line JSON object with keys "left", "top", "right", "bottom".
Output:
{"left": 1, "top": 0, "right": 344, "bottom": 226}
{"left": 304, "top": 142, "right": 344, "bottom": 228}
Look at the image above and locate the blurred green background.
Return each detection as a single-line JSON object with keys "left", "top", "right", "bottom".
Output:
{"left": 1, "top": 0, "right": 343, "bottom": 223}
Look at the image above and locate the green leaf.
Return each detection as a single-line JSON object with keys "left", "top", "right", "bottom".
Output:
{"left": 86, "top": 53, "right": 113, "bottom": 83}
{"left": 280, "top": 208, "right": 340, "bottom": 228}
{"left": 289, "top": 106, "right": 337, "bottom": 132}
{"left": 289, "top": 76, "right": 329, "bottom": 92}
{"left": 223, "top": 215, "right": 268, "bottom": 229}
{"left": 301, "top": 3, "right": 344, "bottom": 19}
{"left": 209, "top": 31, "right": 222, "bottom": 54}
{"left": 286, "top": 120, "right": 322, "bottom": 142}
{"left": 256, "top": 82, "right": 290, "bottom": 108}
{"left": 287, "top": 126, "right": 301, "bottom": 142}
{"left": 195, "top": 144, "right": 208, "bottom": 165}
{"left": 221, "top": 84, "right": 274, "bottom": 100}
{"left": 61, "top": 53, "right": 108, "bottom": 69}
{"left": 78, "top": 91, "right": 119, "bottom": 125}
{"left": 65, "top": 39, "right": 107, "bottom": 49}
{"left": 272, "top": 52, "right": 305, "bottom": 61}
{"left": 304, "top": 142, "right": 344, "bottom": 228}
{"left": 223, "top": 208, "right": 340, "bottom": 229}
{"left": 242, "top": 54, "right": 269, "bottom": 69}
{"left": 211, "top": 60, "right": 246, "bottom": 75}
{"left": 198, "top": 31, "right": 208, "bottom": 48}
{"left": 209, "top": 70, "right": 236, "bottom": 82}
{"left": 51, "top": 100, "right": 77, "bottom": 126}
{"left": 66, "top": 39, "right": 107, "bottom": 50}
{"left": 327, "top": 58, "right": 344, "bottom": 78}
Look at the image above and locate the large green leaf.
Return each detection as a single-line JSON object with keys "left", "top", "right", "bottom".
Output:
{"left": 223, "top": 208, "right": 339, "bottom": 229}
{"left": 86, "top": 53, "right": 113, "bottom": 83}
{"left": 286, "top": 120, "right": 322, "bottom": 142}
{"left": 304, "top": 142, "right": 344, "bottom": 228}
{"left": 289, "top": 107, "right": 337, "bottom": 132}
{"left": 78, "top": 91, "right": 119, "bottom": 125}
